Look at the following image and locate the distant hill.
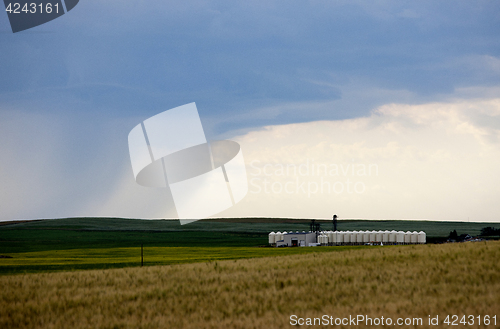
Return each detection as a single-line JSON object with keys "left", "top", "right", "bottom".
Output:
{"left": 1, "top": 217, "right": 498, "bottom": 238}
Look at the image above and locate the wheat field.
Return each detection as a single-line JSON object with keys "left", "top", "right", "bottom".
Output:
{"left": 1, "top": 241, "right": 499, "bottom": 328}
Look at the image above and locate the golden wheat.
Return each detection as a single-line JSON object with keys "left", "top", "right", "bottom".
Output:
{"left": 1, "top": 242, "right": 499, "bottom": 328}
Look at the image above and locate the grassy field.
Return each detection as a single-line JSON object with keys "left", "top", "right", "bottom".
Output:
{"left": 0, "top": 245, "right": 368, "bottom": 275}
{"left": 2, "top": 217, "right": 498, "bottom": 237}
{"left": 0, "top": 241, "right": 498, "bottom": 328}
{"left": 1, "top": 217, "right": 498, "bottom": 274}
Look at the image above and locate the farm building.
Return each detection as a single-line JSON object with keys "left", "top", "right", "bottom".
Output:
{"left": 269, "top": 230, "right": 426, "bottom": 247}
{"left": 269, "top": 231, "right": 317, "bottom": 247}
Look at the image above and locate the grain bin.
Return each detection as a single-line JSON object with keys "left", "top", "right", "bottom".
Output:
{"left": 410, "top": 231, "right": 418, "bottom": 244}
{"left": 321, "top": 234, "right": 328, "bottom": 245}
{"left": 330, "top": 231, "right": 337, "bottom": 245}
{"left": 383, "top": 230, "right": 390, "bottom": 243}
{"left": 337, "top": 231, "right": 344, "bottom": 245}
{"left": 362, "top": 231, "right": 370, "bottom": 243}
{"left": 275, "top": 231, "right": 282, "bottom": 242}
{"left": 396, "top": 231, "right": 405, "bottom": 244}
{"left": 375, "top": 231, "right": 383, "bottom": 243}
{"left": 344, "top": 231, "right": 351, "bottom": 244}
{"left": 351, "top": 231, "right": 358, "bottom": 244}
{"left": 269, "top": 232, "right": 275, "bottom": 244}
{"left": 404, "top": 231, "right": 411, "bottom": 244}
{"left": 356, "top": 231, "right": 364, "bottom": 244}
{"left": 418, "top": 231, "right": 426, "bottom": 244}
{"left": 389, "top": 230, "right": 397, "bottom": 243}
{"left": 369, "top": 230, "right": 376, "bottom": 242}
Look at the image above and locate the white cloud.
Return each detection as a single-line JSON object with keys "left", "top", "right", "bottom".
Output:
{"left": 217, "top": 98, "right": 500, "bottom": 222}
{"left": 2, "top": 98, "right": 500, "bottom": 223}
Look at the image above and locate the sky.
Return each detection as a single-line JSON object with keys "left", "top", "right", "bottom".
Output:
{"left": 0, "top": 1, "right": 499, "bottom": 222}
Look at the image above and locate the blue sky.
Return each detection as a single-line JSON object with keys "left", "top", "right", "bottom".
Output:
{"left": 1, "top": 1, "right": 499, "bottom": 221}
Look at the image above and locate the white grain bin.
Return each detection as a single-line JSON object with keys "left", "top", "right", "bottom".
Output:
{"left": 418, "top": 231, "right": 426, "bottom": 244}
{"left": 351, "top": 231, "right": 358, "bottom": 244}
{"left": 383, "top": 230, "right": 390, "bottom": 243}
{"left": 389, "top": 230, "right": 397, "bottom": 243}
{"left": 275, "top": 231, "right": 282, "bottom": 242}
{"left": 344, "top": 231, "right": 351, "bottom": 244}
{"left": 321, "top": 235, "right": 328, "bottom": 245}
{"left": 330, "top": 231, "right": 337, "bottom": 245}
{"left": 404, "top": 231, "right": 411, "bottom": 244}
{"left": 396, "top": 231, "right": 405, "bottom": 244}
{"left": 369, "top": 230, "right": 376, "bottom": 242}
{"left": 375, "top": 231, "right": 383, "bottom": 243}
{"left": 269, "top": 232, "right": 275, "bottom": 244}
{"left": 410, "top": 231, "right": 418, "bottom": 244}
{"left": 337, "top": 231, "right": 344, "bottom": 245}
{"left": 362, "top": 231, "right": 370, "bottom": 243}
{"left": 356, "top": 231, "right": 364, "bottom": 244}
{"left": 329, "top": 231, "right": 334, "bottom": 245}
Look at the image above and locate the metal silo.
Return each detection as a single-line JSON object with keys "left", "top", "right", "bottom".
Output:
{"left": 410, "top": 231, "right": 418, "bottom": 244}
{"left": 383, "top": 230, "right": 390, "bottom": 243}
{"left": 396, "top": 231, "right": 405, "bottom": 244}
{"left": 326, "top": 231, "right": 332, "bottom": 245}
{"left": 321, "top": 234, "right": 328, "bottom": 245}
{"left": 362, "top": 230, "right": 370, "bottom": 244}
{"left": 351, "top": 231, "right": 358, "bottom": 245}
{"left": 375, "top": 231, "right": 383, "bottom": 243}
{"left": 369, "top": 230, "right": 376, "bottom": 242}
{"left": 337, "top": 231, "right": 344, "bottom": 245}
{"left": 344, "top": 231, "right": 351, "bottom": 244}
{"left": 418, "top": 231, "right": 426, "bottom": 244}
{"left": 331, "top": 231, "right": 337, "bottom": 245}
{"left": 269, "top": 232, "right": 275, "bottom": 244}
{"left": 356, "top": 231, "right": 364, "bottom": 245}
{"left": 404, "top": 231, "right": 411, "bottom": 244}
{"left": 389, "top": 230, "right": 397, "bottom": 244}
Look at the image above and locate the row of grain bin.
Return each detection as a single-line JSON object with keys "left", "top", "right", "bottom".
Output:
{"left": 270, "top": 230, "right": 426, "bottom": 246}
{"left": 268, "top": 231, "right": 295, "bottom": 244}
{"left": 319, "top": 230, "right": 425, "bottom": 245}
{"left": 269, "top": 231, "right": 281, "bottom": 244}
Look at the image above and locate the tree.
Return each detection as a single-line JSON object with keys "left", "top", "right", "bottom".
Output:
{"left": 449, "top": 230, "right": 458, "bottom": 240}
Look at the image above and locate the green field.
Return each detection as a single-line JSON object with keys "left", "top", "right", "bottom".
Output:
{"left": 2, "top": 216, "right": 497, "bottom": 237}
{"left": 0, "top": 217, "right": 499, "bottom": 274}
{"left": 0, "top": 246, "right": 371, "bottom": 274}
